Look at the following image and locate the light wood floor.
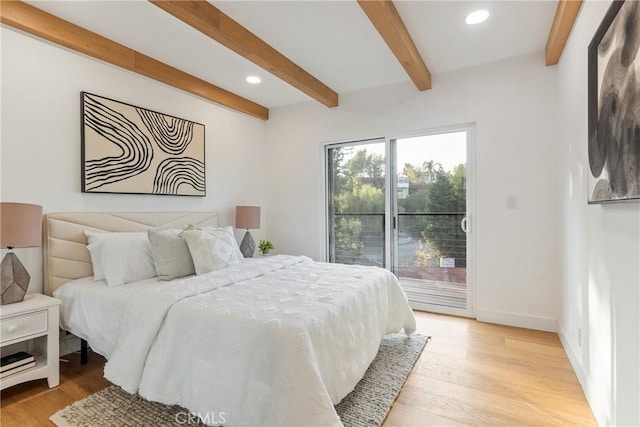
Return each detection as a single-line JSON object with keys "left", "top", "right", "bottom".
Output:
{"left": 1, "top": 311, "right": 596, "bottom": 426}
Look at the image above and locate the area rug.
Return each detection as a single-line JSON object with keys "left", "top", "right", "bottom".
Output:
{"left": 50, "top": 333, "right": 428, "bottom": 427}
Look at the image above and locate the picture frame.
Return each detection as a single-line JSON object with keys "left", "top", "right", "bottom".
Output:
{"left": 587, "top": 0, "right": 640, "bottom": 204}
{"left": 81, "top": 92, "right": 206, "bottom": 196}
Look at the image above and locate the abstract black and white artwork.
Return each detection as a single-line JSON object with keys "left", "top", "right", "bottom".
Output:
{"left": 588, "top": 0, "right": 640, "bottom": 203}
{"left": 81, "top": 92, "right": 205, "bottom": 196}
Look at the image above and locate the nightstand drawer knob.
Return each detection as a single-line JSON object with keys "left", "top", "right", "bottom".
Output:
{"left": 7, "top": 325, "right": 18, "bottom": 333}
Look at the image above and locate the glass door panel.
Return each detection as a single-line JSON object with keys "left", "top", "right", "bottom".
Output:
{"left": 327, "top": 140, "right": 386, "bottom": 266}
{"left": 326, "top": 128, "right": 473, "bottom": 317}
{"left": 394, "top": 132, "right": 469, "bottom": 311}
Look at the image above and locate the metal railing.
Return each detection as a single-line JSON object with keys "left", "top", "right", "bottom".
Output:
{"left": 330, "top": 212, "right": 467, "bottom": 269}
{"left": 330, "top": 213, "right": 385, "bottom": 266}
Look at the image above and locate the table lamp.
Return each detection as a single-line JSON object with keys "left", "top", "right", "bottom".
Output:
{"left": 1, "top": 203, "right": 43, "bottom": 304}
{"left": 235, "top": 206, "right": 260, "bottom": 258}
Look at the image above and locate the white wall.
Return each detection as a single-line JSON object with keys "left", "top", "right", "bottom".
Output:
{"left": 265, "top": 52, "right": 561, "bottom": 332}
{"left": 1, "top": 28, "right": 267, "bottom": 294}
{"left": 557, "top": 1, "right": 640, "bottom": 426}
{"left": 5, "top": 8, "right": 637, "bottom": 425}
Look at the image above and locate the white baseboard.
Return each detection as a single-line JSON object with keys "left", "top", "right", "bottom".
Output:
{"left": 558, "top": 329, "right": 587, "bottom": 388}
{"left": 475, "top": 309, "right": 557, "bottom": 332}
{"left": 559, "top": 329, "right": 609, "bottom": 427}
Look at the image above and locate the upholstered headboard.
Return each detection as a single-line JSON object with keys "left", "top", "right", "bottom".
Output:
{"left": 43, "top": 211, "right": 220, "bottom": 296}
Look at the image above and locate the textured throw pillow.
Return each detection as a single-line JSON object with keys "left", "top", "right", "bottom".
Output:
{"left": 147, "top": 229, "right": 195, "bottom": 280}
{"left": 199, "top": 226, "right": 245, "bottom": 262}
{"left": 99, "top": 236, "right": 157, "bottom": 286}
{"left": 182, "top": 226, "right": 243, "bottom": 275}
{"left": 84, "top": 231, "right": 147, "bottom": 281}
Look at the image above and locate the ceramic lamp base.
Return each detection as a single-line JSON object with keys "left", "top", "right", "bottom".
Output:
{"left": 240, "top": 230, "right": 256, "bottom": 258}
{"left": 1, "top": 252, "right": 30, "bottom": 305}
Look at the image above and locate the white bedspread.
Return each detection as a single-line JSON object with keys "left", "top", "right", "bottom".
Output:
{"left": 53, "top": 276, "right": 161, "bottom": 358}
{"left": 104, "top": 255, "right": 415, "bottom": 426}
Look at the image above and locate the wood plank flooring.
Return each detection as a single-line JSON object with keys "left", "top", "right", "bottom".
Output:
{"left": 0, "top": 311, "right": 596, "bottom": 426}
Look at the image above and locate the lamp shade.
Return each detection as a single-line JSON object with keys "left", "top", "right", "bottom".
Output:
{"left": 235, "top": 206, "right": 260, "bottom": 230}
{"left": 0, "top": 203, "right": 43, "bottom": 248}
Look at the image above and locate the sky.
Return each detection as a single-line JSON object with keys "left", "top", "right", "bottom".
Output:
{"left": 397, "top": 131, "right": 466, "bottom": 172}
{"left": 344, "top": 131, "right": 467, "bottom": 173}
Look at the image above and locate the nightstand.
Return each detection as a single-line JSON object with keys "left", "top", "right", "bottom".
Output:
{"left": 0, "top": 294, "right": 61, "bottom": 390}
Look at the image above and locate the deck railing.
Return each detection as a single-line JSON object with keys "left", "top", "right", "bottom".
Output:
{"left": 330, "top": 212, "right": 466, "bottom": 268}
{"left": 330, "top": 212, "right": 467, "bottom": 308}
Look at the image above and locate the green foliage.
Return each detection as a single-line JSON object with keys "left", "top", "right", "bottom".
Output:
{"left": 334, "top": 217, "right": 364, "bottom": 263}
{"left": 258, "top": 240, "right": 274, "bottom": 252}
{"left": 330, "top": 146, "right": 466, "bottom": 267}
{"left": 331, "top": 148, "right": 385, "bottom": 263}
{"left": 335, "top": 184, "right": 384, "bottom": 213}
{"left": 332, "top": 148, "right": 385, "bottom": 198}
{"left": 421, "top": 165, "right": 467, "bottom": 266}
{"left": 404, "top": 160, "right": 440, "bottom": 186}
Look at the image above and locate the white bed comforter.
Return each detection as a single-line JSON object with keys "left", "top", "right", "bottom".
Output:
{"left": 104, "top": 255, "right": 415, "bottom": 426}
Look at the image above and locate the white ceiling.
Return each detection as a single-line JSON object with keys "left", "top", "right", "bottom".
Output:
{"left": 25, "top": 0, "right": 558, "bottom": 109}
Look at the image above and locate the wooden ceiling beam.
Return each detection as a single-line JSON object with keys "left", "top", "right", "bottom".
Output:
{"left": 357, "top": 0, "right": 431, "bottom": 91}
{"left": 545, "top": 0, "right": 583, "bottom": 66}
{"left": 0, "top": 1, "right": 269, "bottom": 120}
{"left": 150, "top": 1, "right": 339, "bottom": 108}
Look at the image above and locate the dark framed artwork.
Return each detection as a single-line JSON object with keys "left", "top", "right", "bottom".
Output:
{"left": 587, "top": 0, "right": 640, "bottom": 203}
{"left": 81, "top": 92, "right": 206, "bottom": 196}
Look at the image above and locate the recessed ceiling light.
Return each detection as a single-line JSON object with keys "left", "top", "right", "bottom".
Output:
{"left": 465, "top": 10, "right": 490, "bottom": 25}
{"left": 246, "top": 75, "right": 261, "bottom": 84}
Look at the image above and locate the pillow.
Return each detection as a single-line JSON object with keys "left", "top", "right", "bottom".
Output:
{"left": 84, "top": 231, "right": 147, "bottom": 281}
{"left": 199, "top": 225, "right": 244, "bottom": 262}
{"left": 99, "top": 236, "right": 157, "bottom": 286}
{"left": 86, "top": 241, "right": 106, "bottom": 281}
{"left": 147, "top": 229, "right": 195, "bottom": 280}
{"left": 181, "top": 226, "right": 243, "bottom": 275}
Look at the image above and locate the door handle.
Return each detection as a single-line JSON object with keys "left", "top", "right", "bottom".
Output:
{"left": 461, "top": 215, "right": 470, "bottom": 233}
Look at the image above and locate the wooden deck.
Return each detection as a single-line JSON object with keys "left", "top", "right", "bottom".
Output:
{"left": 400, "top": 277, "right": 467, "bottom": 309}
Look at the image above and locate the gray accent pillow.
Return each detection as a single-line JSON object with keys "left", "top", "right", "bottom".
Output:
{"left": 147, "top": 229, "right": 195, "bottom": 280}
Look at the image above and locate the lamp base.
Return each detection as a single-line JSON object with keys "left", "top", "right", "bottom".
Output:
{"left": 1, "top": 252, "right": 30, "bottom": 305}
{"left": 240, "top": 230, "right": 256, "bottom": 258}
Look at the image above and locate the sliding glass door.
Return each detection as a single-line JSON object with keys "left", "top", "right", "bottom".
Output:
{"left": 327, "top": 139, "right": 386, "bottom": 267}
{"left": 325, "top": 127, "right": 474, "bottom": 316}
{"left": 393, "top": 132, "right": 470, "bottom": 313}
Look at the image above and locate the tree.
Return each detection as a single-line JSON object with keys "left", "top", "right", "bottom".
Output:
{"left": 331, "top": 148, "right": 385, "bottom": 264}
{"left": 422, "top": 164, "right": 466, "bottom": 266}
{"left": 330, "top": 145, "right": 466, "bottom": 268}
{"left": 334, "top": 217, "right": 364, "bottom": 264}
{"left": 335, "top": 184, "right": 384, "bottom": 213}
{"left": 345, "top": 150, "right": 385, "bottom": 190}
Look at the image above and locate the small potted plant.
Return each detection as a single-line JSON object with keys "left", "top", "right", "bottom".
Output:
{"left": 258, "top": 240, "right": 274, "bottom": 255}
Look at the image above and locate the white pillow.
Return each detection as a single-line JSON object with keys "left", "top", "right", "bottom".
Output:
{"left": 84, "top": 231, "right": 151, "bottom": 283}
{"left": 100, "top": 236, "right": 157, "bottom": 286}
{"left": 181, "top": 226, "right": 243, "bottom": 275}
{"left": 86, "top": 240, "right": 106, "bottom": 281}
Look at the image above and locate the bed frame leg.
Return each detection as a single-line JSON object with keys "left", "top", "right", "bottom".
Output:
{"left": 80, "top": 339, "right": 88, "bottom": 365}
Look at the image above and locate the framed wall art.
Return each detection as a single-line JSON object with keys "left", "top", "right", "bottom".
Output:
{"left": 587, "top": 0, "right": 640, "bottom": 203}
{"left": 81, "top": 92, "right": 206, "bottom": 196}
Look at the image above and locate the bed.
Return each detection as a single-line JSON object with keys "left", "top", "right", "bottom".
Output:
{"left": 44, "top": 211, "right": 416, "bottom": 426}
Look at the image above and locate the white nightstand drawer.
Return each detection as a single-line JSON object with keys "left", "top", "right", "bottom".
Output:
{"left": 1, "top": 310, "right": 48, "bottom": 343}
